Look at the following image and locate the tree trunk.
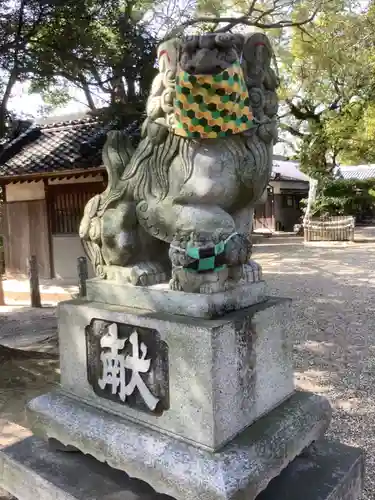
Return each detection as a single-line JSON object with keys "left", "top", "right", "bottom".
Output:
{"left": 82, "top": 82, "right": 96, "bottom": 110}
{"left": 111, "top": 71, "right": 127, "bottom": 104}
{"left": 304, "top": 178, "right": 319, "bottom": 224}
{"left": 126, "top": 78, "right": 136, "bottom": 102}
{"left": 0, "top": 0, "right": 26, "bottom": 138}
{"left": 0, "top": 71, "right": 17, "bottom": 138}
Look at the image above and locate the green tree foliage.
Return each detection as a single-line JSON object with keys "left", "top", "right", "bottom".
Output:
{"left": 310, "top": 178, "right": 375, "bottom": 218}
{"left": 280, "top": 1, "right": 375, "bottom": 178}
{"left": 0, "top": 0, "right": 326, "bottom": 140}
{"left": 173, "top": 0, "right": 323, "bottom": 35}
{"left": 0, "top": 0, "right": 56, "bottom": 139}
{"left": 28, "top": 1, "right": 157, "bottom": 111}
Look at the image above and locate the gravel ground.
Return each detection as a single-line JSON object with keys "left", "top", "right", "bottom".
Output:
{"left": 0, "top": 232, "right": 375, "bottom": 497}
{"left": 0, "top": 306, "right": 57, "bottom": 351}
{"left": 0, "top": 307, "right": 58, "bottom": 500}
{"left": 253, "top": 231, "right": 375, "bottom": 499}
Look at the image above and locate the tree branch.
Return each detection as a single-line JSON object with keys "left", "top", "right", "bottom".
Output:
{"left": 280, "top": 123, "right": 305, "bottom": 138}
{"left": 0, "top": 0, "right": 27, "bottom": 136}
{"left": 78, "top": 74, "right": 97, "bottom": 110}
{"left": 13, "top": 0, "right": 27, "bottom": 66}
{"left": 328, "top": 96, "right": 341, "bottom": 111}
{"left": 215, "top": 0, "right": 257, "bottom": 33}
{"left": 286, "top": 99, "right": 321, "bottom": 122}
{"left": 164, "top": 2, "right": 321, "bottom": 39}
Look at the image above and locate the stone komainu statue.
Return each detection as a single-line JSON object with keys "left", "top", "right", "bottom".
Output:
{"left": 79, "top": 32, "right": 279, "bottom": 293}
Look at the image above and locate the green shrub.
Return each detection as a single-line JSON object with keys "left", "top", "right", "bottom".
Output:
{"left": 308, "top": 178, "right": 375, "bottom": 217}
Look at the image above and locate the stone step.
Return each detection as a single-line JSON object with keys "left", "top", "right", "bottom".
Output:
{"left": 258, "top": 440, "right": 363, "bottom": 500}
{"left": 0, "top": 437, "right": 363, "bottom": 500}
{"left": 86, "top": 276, "right": 267, "bottom": 319}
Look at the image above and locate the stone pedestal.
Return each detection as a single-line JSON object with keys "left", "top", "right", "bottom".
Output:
{"left": 86, "top": 274, "right": 267, "bottom": 319}
{"left": 0, "top": 283, "right": 364, "bottom": 500}
{"left": 56, "top": 296, "right": 294, "bottom": 450}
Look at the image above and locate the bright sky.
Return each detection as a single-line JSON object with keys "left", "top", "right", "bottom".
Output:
{"left": 9, "top": 81, "right": 93, "bottom": 118}
{"left": 9, "top": 0, "right": 371, "bottom": 121}
{"left": 15, "top": 0, "right": 366, "bottom": 157}
{"left": 9, "top": 0, "right": 193, "bottom": 119}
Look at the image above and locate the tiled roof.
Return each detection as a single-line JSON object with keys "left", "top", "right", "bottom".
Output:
{"left": 272, "top": 160, "right": 310, "bottom": 182}
{"left": 335, "top": 165, "right": 375, "bottom": 180}
{"left": 0, "top": 119, "right": 312, "bottom": 182}
{"left": 0, "top": 112, "right": 115, "bottom": 178}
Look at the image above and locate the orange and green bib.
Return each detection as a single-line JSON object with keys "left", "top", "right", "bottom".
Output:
{"left": 173, "top": 60, "right": 254, "bottom": 139}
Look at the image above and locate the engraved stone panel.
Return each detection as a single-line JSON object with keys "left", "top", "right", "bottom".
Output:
{"left": 86, "top": 319, "right": 169, "bottom": 415}
{"left": 59, "top": 299, "right": 295, "bottom": 449}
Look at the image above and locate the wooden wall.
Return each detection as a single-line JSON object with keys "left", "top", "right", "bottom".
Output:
{"left": 254, "top": 193, "right": 275, "bottom": 231}
{"left": 47, "top": 181, "right": 106, "bottom": 235}
{"left": 276, "top": 192, "right": 305, "bottom": 232}
{"left": 2, "top": 199, "right": 51, "bottom": 279}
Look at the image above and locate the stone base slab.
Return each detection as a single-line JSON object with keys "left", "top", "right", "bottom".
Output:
{"left": 86, "top": 278, "right": 268, "bottom": 319}
{"left": 26, "top": 390, "right": 331, "bottom": 500}
{"left": 257, "top": 440, "right": 364, "bottom": 500}
{"left": 0, "top": 437, "right": 362, "bottom": 500}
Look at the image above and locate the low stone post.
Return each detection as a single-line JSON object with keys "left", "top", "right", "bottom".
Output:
{"left": 77, "top": 256, "right": 88, "bottom": 298}
{"left": 27, "top": 255, "right": 41, "bottom": 308}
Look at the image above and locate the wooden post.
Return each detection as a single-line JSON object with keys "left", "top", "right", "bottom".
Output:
{"left": 0, "top": 278, "right": 4, "bottom": 306}
{"left": 0, "top": 271, "right": 4, "bottom": 306}
{"left": 0, "top": 246, "right": 5, "bottom": 306}
{"left": 27, "top": 255, "right": 41, "bottom": 308}
{"left": 77, "top": 256, "right": 88, "bottom": 298}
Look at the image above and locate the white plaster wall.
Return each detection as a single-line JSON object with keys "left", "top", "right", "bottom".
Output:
{"left": 48, "top": 174, "right": 103, "bottom": 185}
{"left": 6, "top": 181, "right": 45, "bottom": 202}
{"left": 52, "top": 235, "right": 95, "bottom": 281}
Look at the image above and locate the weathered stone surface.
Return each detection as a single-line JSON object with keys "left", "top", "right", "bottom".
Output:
{"left": 80, "top": 33, "right": 279, "bottom": 293}
{"left": 86, "top": 277, "right": 267, "bottom": 319}
{"left": 0, "top": 436, "right": 171, "bottom": 500}
{"left": 0, "top": 437, "right": 363, "bottom": 500}
{"left": 56, "top": 297, "right": 294, "bottom": 450}
{"left": 26, "top": 390, "right": 331, "bottom": 500}
{"left": 86, "top": 319, "right": 170, "bottom": 415}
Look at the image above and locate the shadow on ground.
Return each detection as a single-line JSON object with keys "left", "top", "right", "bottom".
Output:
{"left": 0, "top": 356, "right": 59, "bottom": 428}
{"left": 0, "top": 306, "right": 59, "bottom": 430}
{"left": 0, "top": 307, "right": 59, "bottom": 499}
{"left": 254, "top": 235, "right": 375, "bottom": 499}
{"left": 0, "top": 234, "right": 374, "bottom": 498}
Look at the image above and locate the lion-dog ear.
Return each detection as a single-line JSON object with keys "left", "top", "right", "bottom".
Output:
{"left": 242, "top": 33, "right": 278, "bottom": 91}
{"left": 242, "top": 33, "right": 272, "bottom": 67}
{"left": 157, "top": 38, "right": 180, "bottom": 74}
